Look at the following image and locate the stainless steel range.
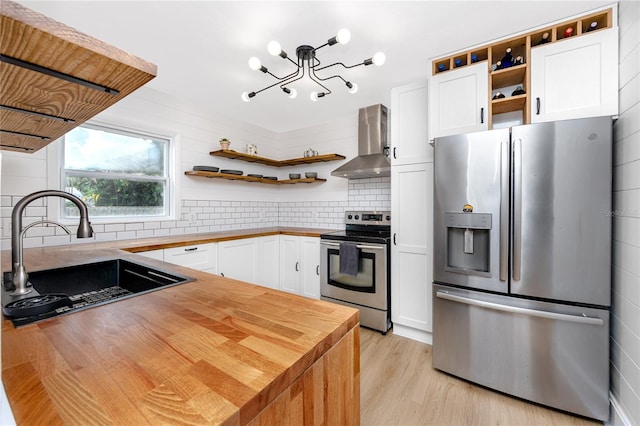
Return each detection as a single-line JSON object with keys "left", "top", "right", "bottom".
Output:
{"left": 320, "top": 211, "right": 391, "bottom": 334}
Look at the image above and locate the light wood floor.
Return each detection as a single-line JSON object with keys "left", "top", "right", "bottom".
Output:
{"left": 360, "top": 327, "right": 602, "bottom": 426}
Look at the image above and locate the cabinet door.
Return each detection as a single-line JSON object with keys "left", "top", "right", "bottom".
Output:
{"left": 218, "top": 239, "right": 258, "bottom": 283}
{"left": 391, "top": 163, "right": 434, "bottom": 333}
{"left": 279, "top": 235, "right": 301, "bottom": 295}
{"left": 163, "top": 243, "right": 217, "bottom": 272}
{"left": 530, "top": 27, "right": 618, "bottom": 123}
{"left": 258, "top": 236, "right": 280, "bottom": 289}
{"left": 429, "top": 62, "right": 489, "bottom": 139}
{"left": 300, "top": 237, "right": 320, "bottom": 299}
{"left": 391, "top": 81, "right": 431, "bottom": 165}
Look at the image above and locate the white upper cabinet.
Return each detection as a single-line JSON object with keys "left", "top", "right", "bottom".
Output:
{"left": 429, "top": 62, "right": 489, "bottom": 140}
{"left": 530, "top": 27, "right": 619, "bottom": 123}
{"left": 391, "top": 81, "right": 431, "bottom": 165}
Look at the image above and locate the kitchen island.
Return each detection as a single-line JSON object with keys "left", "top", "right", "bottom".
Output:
{"left": 1, "top": 238, "right": 360, "bottom": 424}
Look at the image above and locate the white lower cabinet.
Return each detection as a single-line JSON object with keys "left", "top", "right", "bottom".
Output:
{"left": 135, "top": 234, "right": 320, "bottom": 295}
{"left": 258, "top": 235, "right": 280, "bottom": 289}
{"left": 159, "top": 243, "right": 218, "bottom": 274}
{"left": 391, "top": 162, "right": 434, "bottom": 344}
{"left": 279, "top": 235, "right": 320, "bottom": 299}
{"left": 218, "top": 238, "right": 258, "bottom": 283}
{"left": 300, "top": 237, "right": 321, "bottom": 299}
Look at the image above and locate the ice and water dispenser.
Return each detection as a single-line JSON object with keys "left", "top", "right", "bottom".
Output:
{"left": 444, "top": 210, "right": 492, "bottom": 276}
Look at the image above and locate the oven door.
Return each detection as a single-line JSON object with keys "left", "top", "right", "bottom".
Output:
{"left": 320, "top": 240, "right": 387, "bottom": 310}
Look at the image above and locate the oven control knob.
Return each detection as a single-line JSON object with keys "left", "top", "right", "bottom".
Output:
{"left": 347, "top": 214, "right": 353, "bottom": 219}
{"left": 386, "top": 215, "right": 391, "bottom": 221}
{"left": 355, "top": 215, "right": 359, "bottom": 220}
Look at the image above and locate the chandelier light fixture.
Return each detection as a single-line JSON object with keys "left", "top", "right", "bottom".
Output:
{"left": 241, "top": 28, "right": 385, "bottom": 102}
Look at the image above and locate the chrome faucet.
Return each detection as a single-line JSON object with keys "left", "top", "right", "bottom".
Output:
{"left": 10, "top": 190, "right": 93, "bottom": 295}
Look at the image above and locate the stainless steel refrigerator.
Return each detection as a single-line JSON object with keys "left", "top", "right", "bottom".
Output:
{"left": 432, "top": 116, "right": 611, "bottom": 421}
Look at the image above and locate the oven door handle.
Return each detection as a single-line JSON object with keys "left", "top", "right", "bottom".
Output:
{"left": 320, "top": 241, "right": 385, "bottom": 250}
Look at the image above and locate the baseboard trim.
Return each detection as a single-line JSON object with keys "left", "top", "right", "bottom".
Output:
{"left": 608, "top": 392, "right": 632, "bottom": 426}
{"left": 392, "top": 323, "right": 433, "bottom": 345}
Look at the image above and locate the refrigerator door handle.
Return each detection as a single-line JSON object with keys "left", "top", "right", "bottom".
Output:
{"left": 436, "top": 291, "right": 604, "bottom": 326}
{"left": 500, "top": 140, "right": 509, "bottom": 281}
{"left": 512, "top": 138, "right": 522, "bottom": 281}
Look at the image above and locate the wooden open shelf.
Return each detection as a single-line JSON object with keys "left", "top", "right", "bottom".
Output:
{"left": 492, "top": 94, "right": 527, "bottom": 115}
{"left": 185, "top": 170, "right": 327, "bottom": 185}
{"left": 0, "top": 1, "right": 156, "bottom": 153}
{"left": 491, "top": 64, "right": 527, "bottom": 88}
{"left": 210, "top": 150, "right": 345, "bottom": 167}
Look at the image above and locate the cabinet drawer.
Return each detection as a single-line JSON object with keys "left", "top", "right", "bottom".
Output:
{"left": 163, "top": 243, "right": 217, "bottom": 271}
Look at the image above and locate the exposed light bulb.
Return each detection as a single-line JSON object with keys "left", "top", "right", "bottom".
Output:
{"left": 372, "top": 52, "right": 386, "bottom": 66}
{"left": 241, "top": 92, "right": 251, "bottom": 102}
{"left": 347, "top": 82, "right": 358, "bottom": 94}
{"left": 310, "top": 91, "right": 319, "bottom": 102}
{"left": 336, "top": 28, "right": 351, "bottom": 45}
{"left": 282, "top": 87, "right": 297, "bottom": 99}
{"left": 267, "top": 41, "right": 281, "bottom": 56}
{"left": 248, "top": 57, "right": 262, "bottom": 71}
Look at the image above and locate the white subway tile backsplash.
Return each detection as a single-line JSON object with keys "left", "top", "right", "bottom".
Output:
{"left": 104, "top": 224, "right": 125, "bottom": 233}
{"left": 0, "top": 178, "right": 388, "bottom": 247}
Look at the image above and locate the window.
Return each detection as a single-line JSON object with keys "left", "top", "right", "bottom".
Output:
{"left": 62, "top": 124, "right": 171, "bottom": 221}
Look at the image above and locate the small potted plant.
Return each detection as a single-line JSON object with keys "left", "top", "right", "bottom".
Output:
{"left": 219, "top": 138, "right": 231, "bottom": 150}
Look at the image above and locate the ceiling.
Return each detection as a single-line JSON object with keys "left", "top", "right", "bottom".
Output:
{"left": 17, "top": 1, "right": 612, "bottom": 133}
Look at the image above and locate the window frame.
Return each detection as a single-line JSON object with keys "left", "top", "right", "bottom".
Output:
{"left": 53, "top": 121, "right": 178, "bottom": 225}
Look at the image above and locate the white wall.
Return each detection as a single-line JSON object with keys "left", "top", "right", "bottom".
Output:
{"left": 0, "top": 86, "right": 391, "bottom": 249}
{"left": 610, "top": 2, "right": 640, "bottom": 425}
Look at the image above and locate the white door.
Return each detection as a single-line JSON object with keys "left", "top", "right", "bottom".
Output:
{"left": 530, "top": 27, "right": 618, "bottom": 122}
{"left": 391, "top": 81, "right": 431, "bottom": 165}
{"left": 429, "top": 61, "right": 489, "bottom": 139}
{"left": 391, "top": 163, "right": 434, "bottom": 333}
{"left": 258, "top": 236, "right": 280, "bottom": 289}
{"left": 279, "top": 235, "right": 300, "bottom": 294}
{"left": 218, "top": 239, "right": 258, "bottom": 283}
{"left": 300, "top": 237, "right": 320, "bottom": 299}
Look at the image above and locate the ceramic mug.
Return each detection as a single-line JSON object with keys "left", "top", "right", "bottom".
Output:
{"left": 304, "top": 148, "right": 318, "bottom": 157}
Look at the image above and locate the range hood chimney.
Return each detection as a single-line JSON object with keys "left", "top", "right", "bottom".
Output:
{"left": 332, "top": 104, "right": 390, "bottom": 179}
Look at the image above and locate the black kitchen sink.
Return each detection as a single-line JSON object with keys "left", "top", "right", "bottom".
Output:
{"left": 2, "top": 258, "right": 194, "bottom": 326}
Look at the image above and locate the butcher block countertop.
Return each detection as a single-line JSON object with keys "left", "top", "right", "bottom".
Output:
{"left": 117, "top": 226, "right": 335, "bottom": 252}
{"left": 1, "top": 228, "right": 360, "bottom": 425}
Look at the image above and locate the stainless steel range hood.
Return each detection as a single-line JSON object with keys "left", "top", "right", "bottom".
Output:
{"left": 332, "top": 104, "right": 390, "bottom": 179}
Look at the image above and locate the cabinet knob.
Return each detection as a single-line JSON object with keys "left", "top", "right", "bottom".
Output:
{"left": 480, "top": 107, "right": 484, "bottom": 124}
{"left": 295, "top": 261, "right": 299, "bottom": 272}
{"left": 536, "top": 97, "right": 541, "bottom": 115}
{"left": 393, "top": 147, "right": 397, "bottom": 159}
{"left": 316, "top": 265, "right": 320, "bottom": 275}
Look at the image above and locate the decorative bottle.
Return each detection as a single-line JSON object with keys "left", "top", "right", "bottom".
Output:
{"left": 500, "top": 48, "right": 514, "bottom": 68}
{"left": 535, "top": 32, "right": 550, "bottom": 46}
